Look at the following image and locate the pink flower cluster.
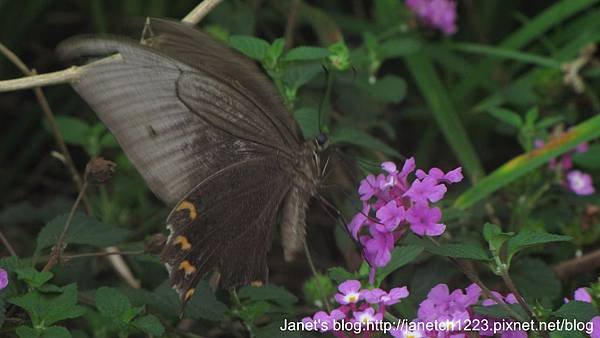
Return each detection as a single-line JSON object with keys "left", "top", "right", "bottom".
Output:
{"left": 535, "top": 140, "right": 595, "bottom": 195}
{"left": 302, "top": 280, "right": 409, "bottom": 336}
{"left": 349, "top": 159, "right": 463, "bottom": 270}
{"left": 405, "top": 0, "right": 458, "bottom": 35}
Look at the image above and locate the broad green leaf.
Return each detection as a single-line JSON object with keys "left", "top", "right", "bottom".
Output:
{"left": 238, "top": 300, "right": 271, "bottom": 323}
{"left": 95, "top": 287, "right": 131, "bottom": 319}
{"left": 41, "top": 326, "right": 71, "bottom": 338}
{"left": 293, "top": 107, "right": 320, "bottom": 138}
{"left": 282, "top": 63, "right": 323, "bottom": 90}
{"left": 35, "top": 213, "right": 130, "bottom": 258}
{"left": 455, "top": 114, "right": 600, "bottom": 209}
{"left": 16, "top": 326, "right": 38, "bottom": 338}
{"left": 362, "top": 75, "right": 406, "bottom": 104}
{"left": 553, "top": 301, "right": 599, "bottom": 322}
{"left": 132, "top": 315, "right": 165, "bottom": 336}
{"left": 328, "top": 267, "right": 356, "bottom": 283}
{"left": 572, "top": 144, "right": 600, "bottom": 169}
{"left": 331, "top": 126, "right": 400, "bottom": 157}
{"left": 379, "top": 38, "right": 420, "bottom": 58}
{"left": 506, "top": 229, "right": 571, "bottom": 262}
{"left": 10, "top": 284, "right": 85, "bottom": 326}
{"left": 486, "top": 107, "right": 523, "bottom": 128}
{"left": 16, "top": 267, "right": 53, "bottom": 289}
{"left": 284, "top": 46, "right": 331, "bottom": 61}
{"left": 425, "top": 243, "right": 490, "bottom": 261}
{"left": 238, "top": 284, "right": 297, "bottom": 307}
{"left": 229, "top": 35, "right": 270, "bottom": 60}
{"left": 483, "top": 223, "right": 514, "bottom": 253}
{"left": 405, "top": 49, "right": 483, "bottom": 179}
{"left": 52, "top": 116, "right": 90, "bottom": 146}
{"left": 256, "top": 322, "right": 303, "bottom": 338}
{"left": 472, "top": 304, "right": 527, "bottom": 320}
{"left": 511, "top": 258, "right": 560, "bottom": 302}
{"left": 265, "top": 38, "right": 285, "bottom": 68}
{"left": 376, "top": 245, "right": 423, "bottom": 284}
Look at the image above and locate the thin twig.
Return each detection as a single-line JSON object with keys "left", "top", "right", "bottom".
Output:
{"left": 284, "top": 0, "right": 302, "bottom": 50}
{"left": 0, "top": 229, "right": 17, "bottom": 257}
{"left": 500, "top": 271, "right": 535, "bottom": 319}
{"left": 42, "top": 181, "right": 89, "bottom": 272}
{"left": 303, "top": 239, "right": 332, "bottom": 312}
{"left": 63, "top": 249, "right": 144, "bottom": 260}
{"left": 181, "top": 0, "right": 225, "bottom": 25}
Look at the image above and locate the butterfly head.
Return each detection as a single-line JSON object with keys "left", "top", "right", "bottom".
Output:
{"left": 315, "top": 133, "right": 329, "bottom": 151}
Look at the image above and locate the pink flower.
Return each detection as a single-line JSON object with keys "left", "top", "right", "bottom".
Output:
{"left": 363, "top": 286, "right": 409, "bottom": 306}
{"left": 591, "top": 316, "right": 600, "bottom": 338}
{"left": 375, "top": 200, "right": 405, "bottom": 232}
{"left": 353, "top": 307, "right": 383, "bottom": 325}
{"left": 566, "top": 170, "right": 595, "bottom": 195}
{"left": 406, "top": 0, "right": 457, "bottom": 35}
{"left": 574, "top": 287, "right": 593, "bottom": 302}
{"left": 360, "top": 227, "right": 395, "bottom": 267}
{"left": 301, "top": 309, "right": 345, "bottom": 332}
{"left": 359, "top": 174, "right": 383, "bottom": 201}
{"left": 334, "top": 280, "right": 362, "bottom": 305}
{"left": 390, "top": 327, "right": 425, "bottom": 338}
{"left": 349, "top": 203, "right": 370, "bottom": 240}
{"left": 404, "top": 177, "right": 447, "bottom": 203}
{"left": 406, "top": 204, "right": 445, "bottom": 236}
{"left": 0, "top": 268, "right": 7, "bottom": 289}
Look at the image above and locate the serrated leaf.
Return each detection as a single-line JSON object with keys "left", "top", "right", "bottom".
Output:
{"left": 16, "top": 326, "right": 38, "bottom": 338}
{"left": 511, "top": 258, "right": 560, "bottom": 302}
{"left": 328, "top": 267, "right": 356, "bottom": 283}
{"left": 553, "top": 301, "right": 599, "bottom": 322}
{"left": 95, "top": 287, "right": 131, "bottom": 319}
{"left": 41, "top": 326, "right": 71, "bottom": 338}
{"left": 229, "top": 35, "right": 270, "bottom": 60}
{"left": 376, "top": 245, "right": 423, "bottom": 284}
{"left": 238, "top": 284, "right": 297, "bottom": 307}
{"left": 331, "top": 127, "right": 400, "bottom": 157}
{"left": 239, "top": 300, "right": 271, "bottom": 323}
{"left": 35, "top": 213, "right": 130, "bottom": 258}
{"left": 425, "top": 243, "right": 490, "bottom": 261}
{"left": 293, "top": 107, "right": 320, "bottom": 138}
{"left": 10, "top": 283, "right": 85, "bottom": 326}
{"left": 506, "top": 229, "right": 571, "bottom": 262}
{"left": 284, "top": 46, "right": 331, "bottom": 61}
{"left": 51, "top": 116, "right": 90, "bottom": 146}
{"left": 362, "top": 75, "right": 406, "bottom": 103}
{"left": 16, "top": 267, "right": 53, "bottom": 289}
{"left": 132, "top": 315, "right": 165, "bottom": 336}
{"left": 482, "top": 222, "right": 513, "bottom": 253}
{"left": 487, "top": 107, "right": 523, "bottom": 128}
{"left": 256, "top": 322, "right": 304, "bottom": 338}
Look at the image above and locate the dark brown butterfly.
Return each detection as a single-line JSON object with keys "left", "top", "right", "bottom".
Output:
{"left": 58, "top": 18, "right": 325, "bottom": 306}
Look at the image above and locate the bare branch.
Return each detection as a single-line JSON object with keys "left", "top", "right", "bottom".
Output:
{"left": 182, "top": 0, "right": 224, "bottom": 25}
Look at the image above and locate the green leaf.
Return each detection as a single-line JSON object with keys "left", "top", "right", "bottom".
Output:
{"left": 292, "top": 107, "right": 320, "bottom": 138}
{"left": 506, "top": 229, "right": 571, "bottom": 262}
{"left": 52, "top": 116, "right": 90, "bottom": 146}
{"left": 376, "top": 245, "right": 423, "bottom": 284}
{"left": 472, "top": 304, "right": 527, "bottom": 320}
{"left": 451, "top": 43, "right": 561, "bottom": 69}
{"left": 425, "top": 243, "right": 490, "bottom": 261}
{"left": 10, "top": 283, "right": 85, "bottom": 326}
{"left": 16, "top": 267, "right": 53, "bottom": 289}
{"left": 455, "top": 113, "right": 600, "bottom": 209}
{"left": 35, "top": 213, "right": 130, "bottom": 258}
{"left": 229, "top": 35, "right": 270, "bottom": 60}
{"left": 331, "top": 126, "right": 400, "bottom": 157}
{"left": 362, "top": 75, "right": 406, "bottom": 104}
{"left": 573, "top": 144, "right": 600, "bottom": 169}
{"left": 16, "top": 326, "right": 38, "bottom": 338}
{"left": 483, "top": 223, "right": 514, "bottom": 253}
{"left": 511, "top": 258, "right": 561, "bottom": 302}
{"left": 405, "top": 49, "right": 483, "bottom": 179}
{"left": 256, "top": 322, "right": 303, "bottom": 338}
{"left": 553, "top": 301, "right": 599, "bottom": 322}
{"left": 328, "top": 267, "right": 356, "bottom": 283}
{"left": 41, "top": 326, "right": 71, "bottom": 338}
{"left": 486, "top": 107, "right": 523, "bottom": 128}
{"left": 95, "top": 287, "right": 131, "bottom": 319}
{"left": 132, "top": 315, "right": 165, "bottom": 336}
{"left": 265, "top": 38, "right": 285, "bottom": 68}
{"left": 379, "top": 38, "right": 420, "bottom": 58}
{"left": 282, "top": 63, "right": 323, "bottom": 90}
{"left": 328, "top": 41, "right": 351, "bottom": 70}
{"left": 284, "top": 46, "right": 331, "bottom": 61}
{"left": 238, "top": 284, "right": 297, "bottom": 307}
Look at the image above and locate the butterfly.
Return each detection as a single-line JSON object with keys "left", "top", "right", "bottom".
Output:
{"left": 57, "top": 18, "right": 327, "bottom": 307}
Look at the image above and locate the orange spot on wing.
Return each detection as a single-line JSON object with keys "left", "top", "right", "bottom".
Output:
{"left": 184, "top": 288, "right": 195, "bottom": 302}
{"left": 176, "top": 200, "right": 197, "bottom": 220}
{"left": 173, "top": 235, "right": 192, "bottom": 250}
{"left": 178, "top": 260, "right": 197, "bottom": 275}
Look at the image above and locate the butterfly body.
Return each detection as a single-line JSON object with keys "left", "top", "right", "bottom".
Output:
{"left": 58, "top": 18, "right": 321, "bottom": 305}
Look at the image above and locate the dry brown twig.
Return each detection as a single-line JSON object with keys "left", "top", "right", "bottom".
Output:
{"left": 0, "top": 0, "right": 225, "bottom": 285}
{"left": 0, "top": 0, "right": 223, "bottom": 93}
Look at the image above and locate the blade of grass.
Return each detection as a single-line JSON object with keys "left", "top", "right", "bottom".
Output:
{"left": 455, "top": 114, "right": 600, "bottom": 210}
{"left": 453, "top": 0, "right": 599, "bottom": 100}
{"left": 450, "top": 43, "right": 562, "bottom": 69}
{"left": 405, "top": 49, "right": 484, "bottom": 179}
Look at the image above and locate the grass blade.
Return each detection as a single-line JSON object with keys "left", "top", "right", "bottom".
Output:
{"left": 450, "top": 43, "right": 562, "bottom": 69}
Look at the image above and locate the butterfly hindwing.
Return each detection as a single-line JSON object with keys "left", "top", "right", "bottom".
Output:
{"left": 160, "top": 157, "right": 292, "bottom": 304}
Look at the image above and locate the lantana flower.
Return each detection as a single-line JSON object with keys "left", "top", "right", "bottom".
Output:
{"left": 405, "top": 0, "right": 458, "bottom": 35}
{"left": 0, "top": 268, "right": 7, "bottom": 290}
